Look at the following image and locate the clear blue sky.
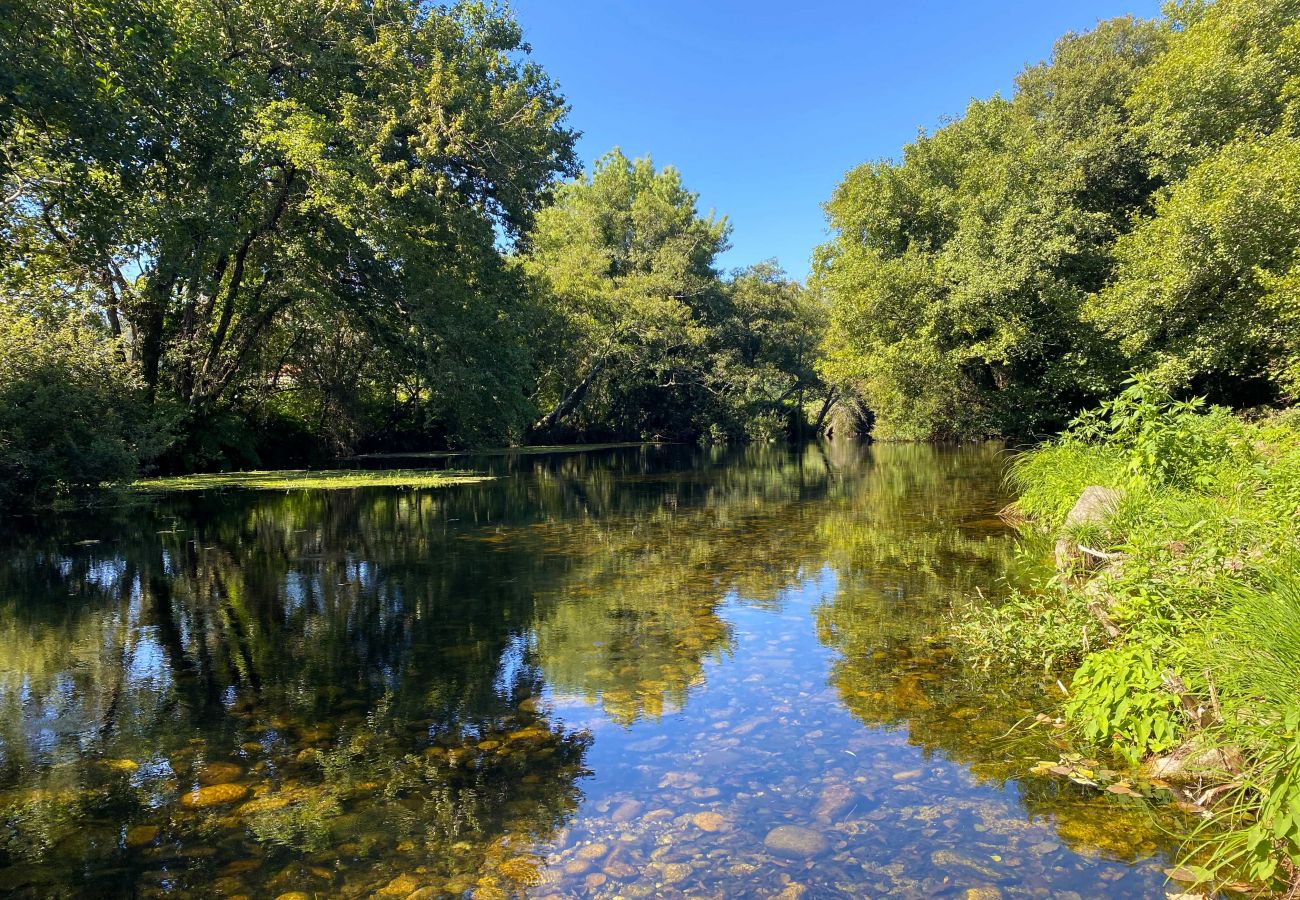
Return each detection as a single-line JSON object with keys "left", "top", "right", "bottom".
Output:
{"left": 510, "top": 0, "right": 1162, "bottom": 279}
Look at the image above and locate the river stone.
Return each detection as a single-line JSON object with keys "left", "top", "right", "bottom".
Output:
{"left": 179, "top": 783, "right": 249, "bottom": 808}
{"left": 1055, "top": 486, "right": 1123, "bottom": 572}
{"left": 125, "top": 825, "right": 159, "bottom": 847}
{"left": 377, "top": 874, "right": 419, "bottom": 895}
{"left": 763, "top": 825, "right": 829, "bottom": 858}
{"left": 575, "top": 841, "right": 608, "bottom": 860}
{"left": 813, "top": 783, "right": 854, "bottom": 823}
{"left": 662, "top": 863, "right": 691, "bottom": 884}
{"left": 610, "top": 800, "right": 643, "bottom": 823}
{"left": 197, "top": 762, "right": 243, "bottom": 785}
{"left": 691, "top": 811, "right": 726, "bottom": 832}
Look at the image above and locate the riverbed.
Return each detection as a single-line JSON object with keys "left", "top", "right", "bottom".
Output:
{"left": 0, "top": 443, "right": 1193, "bottom": 897}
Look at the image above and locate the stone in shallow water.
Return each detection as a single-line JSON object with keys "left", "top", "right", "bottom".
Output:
{"left": 610, "top": 800, "right": 643, "bottom": 823}
{"left": 197, "top": 762, "right": 243, "bottom": 785}
{"left": 178, "top": 783, "right": 249, "bottom": 808}
{"left": 813, "top": 783, "right": 854, "bottom": 823}
{"left": 376, "top": 874, "right": 419, "bottom": 895}
{"left": 575, "top": 841, "right": 608, "bottom": 861}
{"left": 763, "top": 825, "right": 829, "bottom": 858}
{"left": 691, "top": 811, "right": 726, "bottom": 832}
{"left": 124, "top": 825, "right": 159, "bottom": 847}
{"left": 662, "top": 863, "right": 691, "bottom": 884}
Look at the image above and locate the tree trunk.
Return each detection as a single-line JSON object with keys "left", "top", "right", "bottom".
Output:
{"left": 812, "top": 387, "right": 839, "bottom": 433}
{"left": 532, "top": 362, "right": 603, "bottom": 438}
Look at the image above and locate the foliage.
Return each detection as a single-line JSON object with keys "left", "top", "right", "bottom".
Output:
{"left": 1063, "top": 645, "right": 1183, "bottom": 763}
{"left": 960, "top": 391, "right": 1300, "bottom": 891}
{"left": 953, "top": 582, "right": 1096, "bottom": 673}
{"left": 1190, "top": 572, "right": 1300, "bottom": 887}
{"left": 815, "top": 16, "right": 1163, "bottom": 440}
{"left": 523, "top": 151, "right": 827, "bottom": 442}
{"left": 1089, "top": 132, "right": 1300, "bottom": 401}
{"left": 1060, "top": 376, "right": 1245, "bottom": 490}
{"left": 2, "top": 0, "right": 580, "bottom": 481}
{"left": 0, "top": 304, "right": 165, "bottom": 508}
{"left": 817, "top": 0, "right": 1300, "bottom": 438}
{"left": 2, "top": 4, "right": 833, "bottom": 501}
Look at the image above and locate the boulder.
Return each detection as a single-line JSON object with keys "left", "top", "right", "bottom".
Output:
{"left": 763, "top": 825, "right": 829, "bottom": 859}
{"left": 1055, "top": 486, "right": 1123, "bottom": 573}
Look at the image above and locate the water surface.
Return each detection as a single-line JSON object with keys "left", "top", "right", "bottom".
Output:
{"left": 0, "top": 443, "right": 1190, "bottom": 897}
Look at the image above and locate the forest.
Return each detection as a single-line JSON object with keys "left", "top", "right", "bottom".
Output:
{"left": 3, "top": 0, "right": 1297, "bottom": 506}
{"left": 0, "top": 0, "right": 828, "bottom": 507}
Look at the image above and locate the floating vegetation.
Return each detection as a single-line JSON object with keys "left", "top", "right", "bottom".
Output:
{"left": 131, "top": 468, "right": 491, "bottom": 492}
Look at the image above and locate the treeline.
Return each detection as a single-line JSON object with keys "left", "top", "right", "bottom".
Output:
{"left": 5, "top": 0, "right": 1297, "bottom": 505}
{"left": 0, "top": 0, "right": 828, "bottom": 507}
{"left": 816, "top": 0, "right": 1300, "bottom": 440}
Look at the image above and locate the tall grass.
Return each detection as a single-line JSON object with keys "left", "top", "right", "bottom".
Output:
{"left": 957, "top": 379, "right": 1300, "bottom": 893}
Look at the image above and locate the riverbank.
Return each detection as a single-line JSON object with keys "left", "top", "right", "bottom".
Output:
{"left": 954, "top": 380, "right": 1300, "bottom": 895}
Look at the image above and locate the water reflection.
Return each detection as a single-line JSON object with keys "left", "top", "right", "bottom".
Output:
{"left": 0, "top": 443, "right": 1191, "bottom": 897}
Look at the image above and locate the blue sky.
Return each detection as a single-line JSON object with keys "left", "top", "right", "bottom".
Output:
{"left": 510, "top": 0, "right": 1163, "bottom": 278}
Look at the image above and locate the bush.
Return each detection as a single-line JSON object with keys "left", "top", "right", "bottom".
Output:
{"left": 0, "top": 308, "right": 164, "bottom": 508}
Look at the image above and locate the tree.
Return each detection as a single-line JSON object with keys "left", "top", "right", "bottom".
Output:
{"left": 718, "top": 261, "right": 830, "bottom": 440}
{"left": 815, "top": 15, "right": 1169, "bottom": 439}
{"left": 2, "top": 0, "right": 576, "bottom": 460}
{"left": 523, "top": 149, "right": 731, "bottom": 440}
{"left": 1090, "top": 132, "right": 1300, "bottom": 402}
{"left": 0, "top": 303, "right": 163, "bottom": 507}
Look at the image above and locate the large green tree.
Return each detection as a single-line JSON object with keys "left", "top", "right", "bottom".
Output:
{"left": 1087, "top": 0, "right": 1300, "bottom": 402}
{"left": 2, "top": 0, "right": 576, "bottom": 461}
{"left": 523, "top": 149, "right": 731, "bottom": 440}
{"left": 816, "top": 17, "right": 1164, "bottom": 440}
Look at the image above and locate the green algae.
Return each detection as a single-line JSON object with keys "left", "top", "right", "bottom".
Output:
{"left": 132, "top": 468, "right": 491, "bottom": 492}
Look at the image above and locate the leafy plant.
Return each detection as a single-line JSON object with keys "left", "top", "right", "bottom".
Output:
{"left": 1063, "top": 645, "right": 1184, "bottom": 764}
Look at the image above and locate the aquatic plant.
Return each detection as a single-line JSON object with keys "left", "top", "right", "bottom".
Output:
{"left": 132, "top": 469, "right": 491, "bottom": 492}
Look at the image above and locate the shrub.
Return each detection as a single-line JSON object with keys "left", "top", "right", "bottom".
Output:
{"left": 0, "top": 308, "right": 164, "bottom": 508}
{"left": 1063, "top": 644, "right": 1184, "bottom": 764}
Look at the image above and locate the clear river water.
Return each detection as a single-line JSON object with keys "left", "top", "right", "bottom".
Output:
{"left": 0, "top": 443, "right": 1195, "bottom": 898}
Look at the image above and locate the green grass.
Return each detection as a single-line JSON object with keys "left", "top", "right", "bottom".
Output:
{"left": 132, "top": 469, "right": 492, "bottom": 492}
{"left": 954, "top": 382, "right": 1300, "bottom": 894}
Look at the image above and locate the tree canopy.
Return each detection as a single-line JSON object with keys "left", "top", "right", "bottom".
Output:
{"left": 1, "top": 1, "right": 827, "bottom": 505}
{"left": 817, "top": 0, "right": 1300, "bottom": 440}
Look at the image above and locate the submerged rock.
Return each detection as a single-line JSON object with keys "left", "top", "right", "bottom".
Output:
{"left": 124, "top": 825, "right": 159, "bottom": 847}
{"left": 813, "top": 783, "right": 854, "bottom": 823}
{"left": 610, "top": 800, "right": 643, "bottom": 823}
{"left": 197, "top": 762, "right": 243, "bottom": 785}
{"left": 691, "top": 811, "right": 727, "bottom": 832}
{"left": 179, "top": 783, "right": 249, "bottom": 808}
{"left": 376, "top": 874, "right": 419, "bottom": 895}
{"left": 763, "top": 825, "right": 829, "bottom": 859}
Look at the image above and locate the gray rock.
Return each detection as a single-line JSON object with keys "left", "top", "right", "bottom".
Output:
{"left": 763, "top": 825, "right": 829, "bottom": 858}
{"left": 1055, "top": 486, "right": 1123, "bottom": 572}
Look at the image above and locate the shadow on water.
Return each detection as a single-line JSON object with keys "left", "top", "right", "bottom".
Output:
{"left": 0, "top": 442, "right": 1195, "bottom": 897}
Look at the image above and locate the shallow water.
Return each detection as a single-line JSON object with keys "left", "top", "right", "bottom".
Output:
{"left": 0, "top": 443, "right": 1194, "bottom": 898}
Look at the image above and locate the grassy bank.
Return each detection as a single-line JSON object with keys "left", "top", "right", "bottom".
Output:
{"left": 954, "top": 378, "right": 1300, "bottom": 894}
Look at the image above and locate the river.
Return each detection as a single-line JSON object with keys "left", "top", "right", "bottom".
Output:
{"left": 0, "top": 442, "right": 1192, "bottom": 897}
